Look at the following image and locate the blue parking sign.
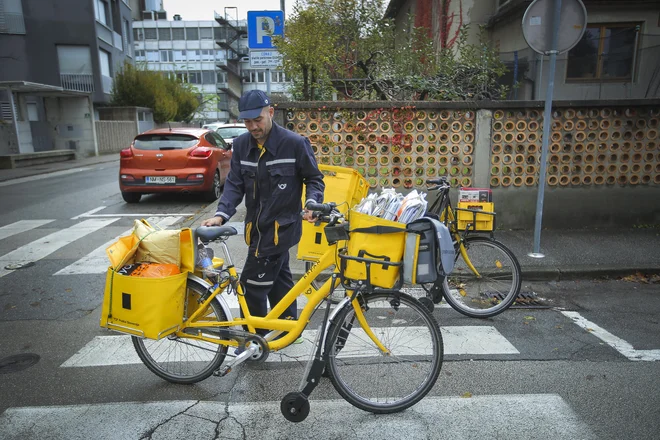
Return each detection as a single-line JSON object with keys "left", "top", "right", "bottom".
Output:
{"left": 247, "top": 11, "right": 284, "bottom": 49}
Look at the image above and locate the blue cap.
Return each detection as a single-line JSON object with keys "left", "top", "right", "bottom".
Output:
{"left": 238, "top": 90, "right": 270, "bottom": 119}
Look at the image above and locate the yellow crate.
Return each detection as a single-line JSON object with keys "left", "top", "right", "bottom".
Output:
{"left": 297, "top": 165, "right": 369, "bottom": 261}
{"left": 456, "top": 202, "right": 495, "bottom": 231}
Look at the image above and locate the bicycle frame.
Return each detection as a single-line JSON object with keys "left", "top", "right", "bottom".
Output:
{"left": 178, "top": 235, "right": 388, "bottom": 353}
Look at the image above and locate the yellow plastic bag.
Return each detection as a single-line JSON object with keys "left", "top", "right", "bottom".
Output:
{"left": 344, "top": 210, "right": 407, "bottom": 288}
{"left": 133, "top": 219, "right": 181, "bottom": 266}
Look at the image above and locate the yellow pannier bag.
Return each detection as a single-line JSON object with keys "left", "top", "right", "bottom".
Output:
{"left": 343, "top": 210, "right": 407, "bottom": 289}
{"left": 100, "top": 223, "right": 195, "bottom": 339}
{"left": 100, "top": 268, "right": 187, "bottom": 339}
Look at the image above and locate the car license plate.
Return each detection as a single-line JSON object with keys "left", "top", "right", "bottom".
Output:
{"left": 146, "top": 176, "right": 175, "bottom": 184}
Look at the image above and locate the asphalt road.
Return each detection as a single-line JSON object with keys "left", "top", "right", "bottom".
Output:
{"left": 0, "top": 162, "right": 659, "bottom": 439}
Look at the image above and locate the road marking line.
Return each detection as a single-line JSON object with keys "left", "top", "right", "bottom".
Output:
{"left": 0, "top": 218, "right": 119, "bottom": 279}
{"left": 562, "top": 311, "right": 660, "bottom": 361}
{"left": 0, "top": 220, "right": 55, "bottom": 241}
{"left": 55, "top": 216, "right": 183, "bottom": 275}
{"left": 0, "top": 395, "right": 595, "bottom": 439}
{"left": 71, "top": 206, "right": 107, "bottom": 220}
{"left": 61, "top": 325, "right": 517, "bottom": 367}
{"left": 0, "top": 167, "right": 92, "bottom": 187}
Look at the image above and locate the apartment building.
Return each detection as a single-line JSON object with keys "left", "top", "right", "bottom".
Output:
{"left": 0, "top": 0, "right": 133, "bottom": 157}
{"left": 132, "top": 9, "right": 290, "bottom": 123}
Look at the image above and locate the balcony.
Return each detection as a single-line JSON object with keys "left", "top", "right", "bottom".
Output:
{"left": 60, "top": 74, "right": 95, "bottom": 93}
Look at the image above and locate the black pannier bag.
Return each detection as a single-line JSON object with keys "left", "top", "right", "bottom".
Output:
{"left": 403, "top": 217, "right": 455, "bottom": 284}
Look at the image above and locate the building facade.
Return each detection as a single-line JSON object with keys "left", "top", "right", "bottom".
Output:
{"left": 0, "top": 0, "right": 133, "bottom": 157}
{"left": 385, "top": 0, "right": 660, "bottom": 100}
{"left": 132, "top": 8, "right": 290, "bottom": 124}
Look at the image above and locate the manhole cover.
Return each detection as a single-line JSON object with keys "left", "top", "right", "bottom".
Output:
{"left": 0, "top": 353, "right": 40, "bottom": 374}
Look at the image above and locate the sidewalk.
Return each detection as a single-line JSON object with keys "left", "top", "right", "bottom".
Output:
{"left": 1, "top": 154, "right": 658, "bottom": 281}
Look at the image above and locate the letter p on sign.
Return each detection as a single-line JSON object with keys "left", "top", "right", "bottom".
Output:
{"left": 247, "top": 11, "right": 284, "bottom": 49}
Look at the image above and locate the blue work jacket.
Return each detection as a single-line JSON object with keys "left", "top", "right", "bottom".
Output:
{"left": 215, "top": 121, "right": 325, "bottom": 256}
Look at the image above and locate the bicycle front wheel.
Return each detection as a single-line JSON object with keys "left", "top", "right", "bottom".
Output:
{"left": 132, "top": 280, "right": 228, "bottom": 384}
{"left": 442, "top": 236, "right": 522, "bottom": 318}
{"left": 326, "top": 292, "right": 443, "bottom": 414}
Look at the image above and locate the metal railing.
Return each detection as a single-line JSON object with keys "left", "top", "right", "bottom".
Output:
{"left": 60, "top": 74, "right": 95, "bottom": 93}
{"left": 0, "top": 12, "right": 26, "bottom": 34}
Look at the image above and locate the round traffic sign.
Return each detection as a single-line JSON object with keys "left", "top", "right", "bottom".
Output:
{"left": 522, "top": 0, "right": 587, "bottom": 55}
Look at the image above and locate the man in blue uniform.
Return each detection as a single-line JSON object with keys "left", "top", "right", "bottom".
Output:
{"left": 202, "top": 90, "right": 325, "bottom": 340}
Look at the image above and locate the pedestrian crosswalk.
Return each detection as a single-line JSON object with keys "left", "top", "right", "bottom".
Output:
{"left": 0, "top": 218, "right": 119, "bottom": 279}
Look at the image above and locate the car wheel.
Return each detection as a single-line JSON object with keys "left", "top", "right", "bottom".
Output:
{"left": 205, "top": 171, "right": 221, "bottom": 202}
{"left": 122, "top": 192, "right": 141, "bottom": 203}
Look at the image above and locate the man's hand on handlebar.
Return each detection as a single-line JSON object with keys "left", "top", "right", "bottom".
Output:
{"left": 302, "top": 209, "right": 316, "bottom": 223}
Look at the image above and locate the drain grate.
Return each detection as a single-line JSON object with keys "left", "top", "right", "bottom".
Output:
{"left": 484, "top": 291, "right": 550, "bottom": 308}
{"left": 0, "top": 353, "right": 40, "bottom": 374}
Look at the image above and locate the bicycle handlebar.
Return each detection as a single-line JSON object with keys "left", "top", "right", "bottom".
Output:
{"left": 426, "top": 177, "right": 450, "bottom": 191}
{"left": 305, "top": 201, "right": 336, "bottom": 214}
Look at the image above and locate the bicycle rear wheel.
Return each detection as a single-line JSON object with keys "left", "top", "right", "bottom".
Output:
{"left": 326, "top": 292, "right": 443, "bottom": 413}
{"left": 132, "top": 280, "right": 228, "bottom": 384}
{"left": 442, "top": 236, "right": 522, "bottom": 318}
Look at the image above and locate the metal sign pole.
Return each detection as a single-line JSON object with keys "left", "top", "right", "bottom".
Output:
{"left": 266, "top": 68, "right": 272, "bottom": 95}
{"left": 529, "top": 0, "right": 563, "bottom": 258}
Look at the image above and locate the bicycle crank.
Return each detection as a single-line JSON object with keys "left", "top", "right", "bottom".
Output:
{"left": 280, "top": 392, "right": 310, "bottom": 422}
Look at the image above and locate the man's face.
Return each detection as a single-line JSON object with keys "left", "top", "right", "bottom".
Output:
{"left": 244, "top": 106, "right": 274, "bottom": 144}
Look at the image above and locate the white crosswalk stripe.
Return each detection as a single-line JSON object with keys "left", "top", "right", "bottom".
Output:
{"left": 54, "top": 216, "right": 183, "bottom": 275}
{"left": 0, "top": 218, "right": 120, "bottom": 279}
{"left": 0, "top": 220, "right": 55, "bottom": 241}
{"left": 0, "top": 395, "right": 596, "bottom": 440}
{"left": 61, "top": 326, "right": 518, "bottom": 368}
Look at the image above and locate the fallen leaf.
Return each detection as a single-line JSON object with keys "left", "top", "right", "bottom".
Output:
{"left": 461, "top": 392, "right": 473, "bottom": 398}
{"left": 586, "top": 328, "right": 594, "bottom": 332}
{"left": 65, "top": 288, "right": 72, "bottom": 292}
{"left": 524, "top": 316, "right": 536, "bottom": 321}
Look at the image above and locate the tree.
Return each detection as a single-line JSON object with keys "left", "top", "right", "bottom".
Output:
{"left": 273, "top": 4, "right": 336, "bottom": 100}
{"left": 111, "top": 63, "right": 201, "bottom": 123}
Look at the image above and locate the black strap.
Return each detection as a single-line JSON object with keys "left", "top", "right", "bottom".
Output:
{"left": 350, "top": 225, "right": 406, "bottom": 235}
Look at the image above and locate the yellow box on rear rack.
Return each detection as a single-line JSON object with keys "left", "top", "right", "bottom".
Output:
{"left": 297, "top": 165, "right": 369, "bottom": 261}
{"left": 456, "top": 202, "right": 496, "bottom": 231}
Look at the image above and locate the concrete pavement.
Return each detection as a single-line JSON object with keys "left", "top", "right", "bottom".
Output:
{"left": 1, "top": 153, "right": 658, "bottom": 281}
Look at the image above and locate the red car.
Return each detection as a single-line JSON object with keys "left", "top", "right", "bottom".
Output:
{"left": 119, "top": 128, "right": 232, "bottom": 203}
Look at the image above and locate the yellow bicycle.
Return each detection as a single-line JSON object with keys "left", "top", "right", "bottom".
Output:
{"left": 423, "top": 177, "right": 522, "bottom": 318}
{"left": 131, "top": 202, "right": 443, "bottom": 422}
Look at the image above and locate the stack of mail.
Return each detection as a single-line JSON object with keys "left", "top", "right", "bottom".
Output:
{"left": 354, "top": 188, "right": 427, "bottom": 224}
{"left": 396, "top": 190, "right": 427, "bottom": 223}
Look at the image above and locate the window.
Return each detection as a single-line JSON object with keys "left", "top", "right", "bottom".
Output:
{"left": 95, "top": 0, "right": 109, "bottom": 26}
{"left": 202, "top": 71, "right": 215, "bottom": 84}
{"left": 216, "top": 71, "right": 226, "bottom": 83}
{"left": 0, "top": 0, "right": 26, "bottom": 34}
{"left": 173, "top": 50, "right": 186, "bottom": 62}
{"left": 133, "top": 28, "right": 144, "bottom": 41}
{"left": 160, "top": 50, "right": 173, "bottom": 62}
{"left": 57, "top": 46, "right": 93, "bottom": 74}
{"left": 99, "top": 49, "right": 111, "bottom": 77}
{"left": 123, "top": 19, "right": 131, "bottom": 55}
{"left": 201, "top": 49, "right": 214, "bottom": 61}
{"left": 146, "top": 50, "right": 159, "bottom": 62}
{"left": 158, "top": 28, "right": 171, "bottom": 40}
{"left": 214, "top": 27, "right": 226, "bottom": 40}
{"left": 271, "top": 70, "right": 287, "bottom": 83}
{"left": 188, "top": 49, "right": 201, "bottom": 61}
{"left": 144, "top": 28, "right": 157, "bottom": 40}
{"left": 172, "top": 28, "right": 185, "bottom": 40}
{"left": 566, "top": 23, "right": 640, "bottom": 81}
{"left": 135, "top": 50, "right": 146, "bottom": 61}
{"left": 188, "top": 71, "right": 202, "bottom": 84}
{"left": 186, "top": 27, "right": 199, "bottom": 40}
{"left": 200, "top": 27, "right": 213, "bottom": 39}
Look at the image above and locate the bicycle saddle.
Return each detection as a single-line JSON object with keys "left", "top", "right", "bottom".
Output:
{"left": 196, "top": 225, "right": 238, "bottom": 242}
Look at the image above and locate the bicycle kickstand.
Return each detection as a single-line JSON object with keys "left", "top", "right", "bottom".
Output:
{"left": 279, "top": 274, "right": 338, "bottom": 422}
